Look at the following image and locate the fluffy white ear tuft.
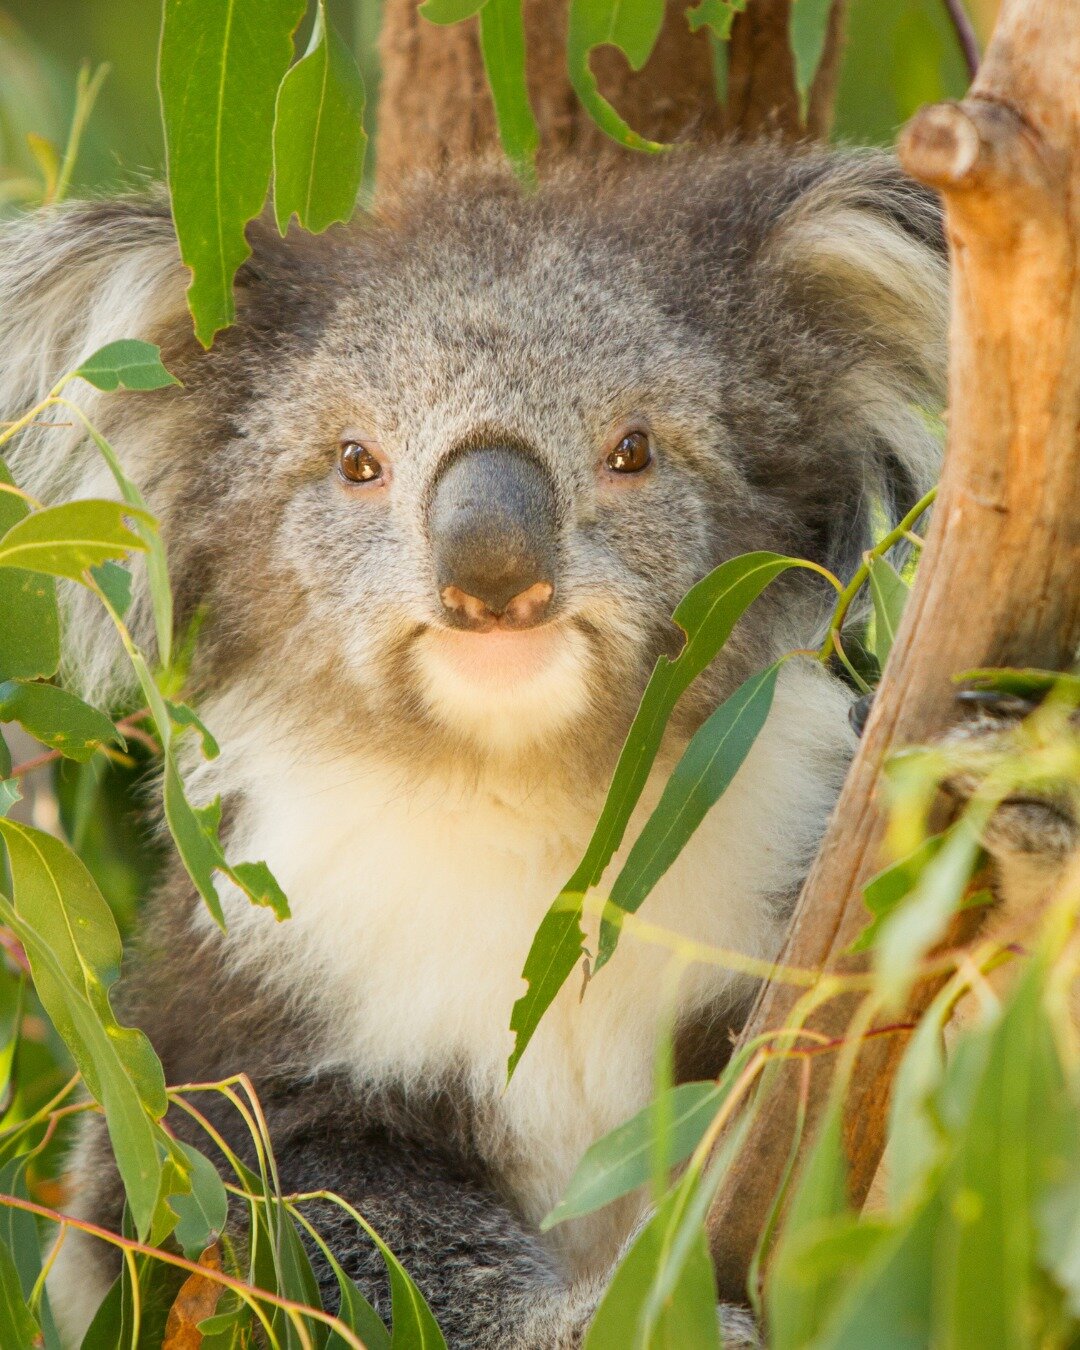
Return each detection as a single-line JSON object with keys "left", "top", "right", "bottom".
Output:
{"left": 0, "top": 196, "right": 190, "bottom": 704}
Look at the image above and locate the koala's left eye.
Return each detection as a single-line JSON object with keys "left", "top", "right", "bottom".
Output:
{"left": 340, "top": 441, "right": 384, "bottom": 484}
{"left": 606, "top": 431, "right": 652, "bottom": 474}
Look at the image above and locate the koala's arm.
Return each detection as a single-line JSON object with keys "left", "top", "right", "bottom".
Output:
{"left": 240, "top": 1074, "right": 602, "bottom": 1350}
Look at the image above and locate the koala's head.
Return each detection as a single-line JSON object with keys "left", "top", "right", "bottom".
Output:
{"left": 0, "top": 147, "right": 946, "bottom": 782}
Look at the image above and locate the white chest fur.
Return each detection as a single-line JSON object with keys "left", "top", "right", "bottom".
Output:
{"left": 188, "top": 662, "right": 853, "bottom": 1274}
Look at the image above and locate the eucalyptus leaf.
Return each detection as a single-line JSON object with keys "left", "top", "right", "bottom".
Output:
{"left": 598, "top": 659, "right": 782, "bottom": 965}
{"left": 160, "top": 0, "right": 307, "bottom": 344}
{"left": 171, "top": 1140, "right": 230, "bottom": 1259}
{"left": 789, "top": 0, "right": 835, "bottom": 103}
{"left": 867, "top": 555, "right": 909, "bottom": 667}
{"left": 0, "top": 1232, "right": 40, "bottom": 1349}
{"left": 88, "top": 560, "right": 132, "bottom": 619}
{"left": 273, "top": 2, "right": 367, "bottom": 234}
{"left": 509, "top": 552, "right": 810, "bottom": 1076}
{"left": 72, "top": 339, "right": 179, "bottom": 392}
{"left": 0, "top": 462, "right": 60, "bottom": 682}
{"left": 584, "top": 1185, "right": 720, "bottom": 1350}
{"left": 0, "top": 680, "right": 121, "bottom": 763}
{"left": 543, "top": 1081, "right": 725, "bottom": 1230}
{"left": 686, "top": 0, "right": 748, "bottom": 39}
{"left": 0, "top": 499, "right": 151, "bottom": 582}
{"left": 0, "top": 885, "right": 164, "bottom": 1238}
{"left": 567, "top": 0, "right": 667, "bottom": 152}
{"left": 0, "top": 781, "right": 19, "bottom": 818}
{"left": 478, "top": 0, "right": 539, "bottom": 177}
{"left": 76, "top": 416, "right": 172, "bottom": 671}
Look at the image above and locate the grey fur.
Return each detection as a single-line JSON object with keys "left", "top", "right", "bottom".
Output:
{"left": 0, "top": 145, "right": 954, "bottom": 1346}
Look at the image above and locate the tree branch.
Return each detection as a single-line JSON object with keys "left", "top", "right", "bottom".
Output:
{"left": 707, "top": 0, "right": 1080, "bottom": 1302}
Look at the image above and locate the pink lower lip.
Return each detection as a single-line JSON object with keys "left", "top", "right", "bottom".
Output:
{"left": 425, "top": 625, "right": 562, "bottom": 686}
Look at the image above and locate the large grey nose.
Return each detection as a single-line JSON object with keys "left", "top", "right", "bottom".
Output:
{"left": 428, "top": 447, "right": 557, "bottom": 631}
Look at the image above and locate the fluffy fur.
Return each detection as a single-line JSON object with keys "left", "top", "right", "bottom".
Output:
{"left": 0, "top": 145, "right": 950, "bottom": 1345}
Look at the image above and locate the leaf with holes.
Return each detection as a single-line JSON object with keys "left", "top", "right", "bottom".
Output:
{"left": 72, "top": 339, "right": 179, "bottom": 392}
{"left": 0, "top": 499, "right": 151, "bottom": 582}
{"left": 567, "top": 0, "right": 667, "bottom": 151}
{"left": 686, "top": 0, "right": 748, "bottom": 40}
{"left": 0, "top": 681, "right": 121, "bottom": 763}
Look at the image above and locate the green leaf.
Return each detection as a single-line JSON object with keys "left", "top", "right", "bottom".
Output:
{"left": 598, "top": 660, "right": 782, "bottom": 965}
{"left": 88, "top": 560, "right": 132, "bottom": 619}
{"left": 567, "top": 0, "right": 668, "bottom": 152}
{"left": 0, "top": 876, "right": 164, "bottom": 1237}
{"left": 273, "top": 2, "right": 367, "bottom": 234}
{"left": 0, "top": 681, "right": 121, "bottom": 763}
{"left": 419, "top": 0, "right": 488, "bottom": 20}
{"left": 875, "top": 817, "right": 984, "bottom": 1001}
{"left": 167, "top": 699, "right": 221, "bottom": 758}
{"left": 0, "top": 781, "right": 19, "bottom": 818}
{"left": 0, "top": 1232, "right": 40, "bottom": 1350}
{"left": 584, "top": 1186, "right": 720, "bottom": 1350}
{"left": 867, "top": 556, "right": 909, "bottom": 667}
{"left": 163, "top": 761, "right": 290, "bottom": 927}
{"left": 0, "top": 462, "right": 60, "bottom": 683}
{"left": 71, "top": 339, "right": 180, "bottom": 392}
{"left": 509, "top": 552, "right": 809, "bottom": 1077}
{"left": 935, "top": 962, "right": 1073, "bottom": 1350}
{"left": 543, "top": 1081, "right": 726, "bottom": 1230}
{"left": 479, "top": 0, "right": 539, "bottom": 179}
{"left": 170, "top": 1140, "right": 229, "bottom": 1259}
{"left": 0, "top": 1159, "right": 62, "bottom": 1348}
{"left": 0, "top": 499, "right": 151, "bottom": 582}
{"left": 789, "top": 0, "right": 834, "bottom": 105}
{"left": 848, "top": 832, "right": 947, "bottom": 956}
{"left": 815, "top": 1196, "right": 941, "bottom": 1350}
{"left": 160, "top": 0, "right": 307, "bottom": 345}
{"left": 768, "top": 1104, "right": 852, "bottom": 1350}
{"left": 955, "top": 666, "right": 1080, "bottom": 703}
{"left": 686, "top": 0, "right": 747, "bottom": 40}
{"left": 76, "top": 417, "right": 172, "bottom": 670}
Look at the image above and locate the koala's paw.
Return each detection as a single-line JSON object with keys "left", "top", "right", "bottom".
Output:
{"left": 940, "top": 691, "right": 1079, "bottom": 874}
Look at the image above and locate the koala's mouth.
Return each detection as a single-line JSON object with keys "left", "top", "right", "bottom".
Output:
{"left": 420, "top": 623, "right": 568, "bottom": 692}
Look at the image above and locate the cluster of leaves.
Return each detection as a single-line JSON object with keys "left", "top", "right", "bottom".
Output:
{"left": 159, "top": 0, "right": 875, "bottom": 345}
{"left": 0, "top": 345, "right": 442, "bottom": 1346}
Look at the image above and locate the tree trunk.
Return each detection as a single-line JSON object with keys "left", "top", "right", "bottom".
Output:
{"left": 706, "top": 0, "right": 1080, "bottom": 1302}
{"left": 375, "top": 0, "right": 722, "bottom": 192}
{"left": 374, "top": 0, "right": 847, "bottom": 193}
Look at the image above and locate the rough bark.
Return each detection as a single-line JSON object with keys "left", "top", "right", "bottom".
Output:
{"left": 707, "top": 0, "right": 1080, "bottom": 1302}
{"left": 375, "top": 0, "right": 722, "bottom": 192}
{"left": 375, "top": 0, "right": 848, "bottom": 192}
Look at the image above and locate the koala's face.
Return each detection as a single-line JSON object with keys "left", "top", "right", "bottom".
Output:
{"left": 206, "top": 208, "right": 762, "bottom": 774}
{"left": 117, "top": 152, "right": 942, "bottom": 780}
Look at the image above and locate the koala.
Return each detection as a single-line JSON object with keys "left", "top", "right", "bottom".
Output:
{"left": 0, "top": 143, "right": 988, "bottom": 1345}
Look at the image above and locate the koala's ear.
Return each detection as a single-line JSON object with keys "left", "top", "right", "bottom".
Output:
{"left": 0, "top": 195, "right": 198, "bottom": 703}
{"left": 0, "top": 194, "right": 189, "bottom": 496}
{"left": 763, "top": 156, "right": 949, "bottom": 576}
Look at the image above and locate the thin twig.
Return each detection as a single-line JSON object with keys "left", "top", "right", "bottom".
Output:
{"left": 942, "top": 0, "right": 980, "bottom": 78}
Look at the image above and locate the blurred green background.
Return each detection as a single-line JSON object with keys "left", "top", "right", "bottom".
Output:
{"left": 0, "top": 0, "right": 993, "bottom": 204}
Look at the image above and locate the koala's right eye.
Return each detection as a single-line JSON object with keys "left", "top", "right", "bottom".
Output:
{"left": 339, "top": 440, "right": 385, "bottom": 485}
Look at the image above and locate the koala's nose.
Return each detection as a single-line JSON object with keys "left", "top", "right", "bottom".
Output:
{"left": 428, "top": 446, "right": 557, "bottom": 631}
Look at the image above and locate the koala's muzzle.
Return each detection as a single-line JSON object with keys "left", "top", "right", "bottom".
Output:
{"left": 429, "top": 447, "right": 557, "bottom": 631}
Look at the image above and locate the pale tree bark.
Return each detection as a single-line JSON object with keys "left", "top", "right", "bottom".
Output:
{"left": 706, "top": 0, "right": 1080, "bottom": 1302}
{"left": 374, "top": 0, "right": 846, "bottom": 193}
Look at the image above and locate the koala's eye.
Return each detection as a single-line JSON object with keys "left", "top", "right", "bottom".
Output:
{"left": 340, "top": 441, "right": 384, "bottom": 484}
{"left": 606, "top": 431, "right": 652, "bottom": 474}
